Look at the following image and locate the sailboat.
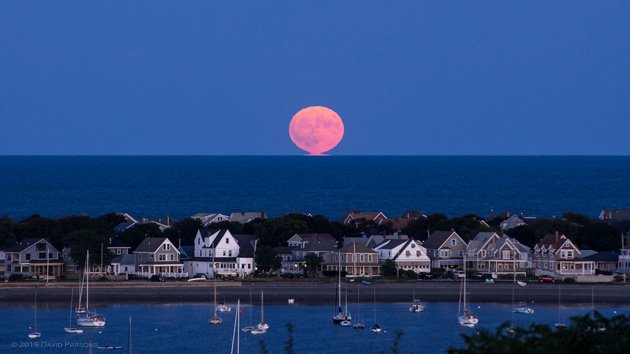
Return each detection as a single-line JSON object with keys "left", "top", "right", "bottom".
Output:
{"left": 554, "top": 284, "right": 567, "bottom": 329}
{"left": 125, "top": 317, "right": 136, "bottom": 354}
{"left": 64, "top": 288, "right": 84, "bottom": 334}
{"left": 28, "top": 287, "right": 41, "bottom": 339}
{"left": 457, "top": 256, "right": 479, "bottom": 327}
{"left": 332, "top": 252, "right": 351, "bottom": 325}
{"left": 231, "top": 300, "right": 241, "bottom": 354}
{"left": 370, "top": 288, "right": 381, "bottom": 333}
{"left": 218, "top": 296, "right": 231, "bottom": 312}
{"left": 241, "top": 285, "right": 255, "bottom": 332}
{"left": 76, "top": 273, "right": 86, "bottom": 314}
{"left": 251, "top": 290, "right": 269, "bottom": 334}
{"left": 76, "top": 251, "right": 106, "bottom": 327}
{"left": 209, "top": 279, "right": 222, "bottom": 325}
{"left": 409, "top": 289, "right": 425, "bottom": 313}
{"left": 353, "top": 285, "right": 365, "bottom": 329}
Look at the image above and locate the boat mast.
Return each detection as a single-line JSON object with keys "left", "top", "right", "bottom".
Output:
{"left": 85, "top": 251, "right": 90, "bottom": 313}
{"left": 69, "top": 288, "right": 74, "bottom": 327}
{"left": 34, "top": 287, "right": 38, "bottom": 332}
{"left": 337, "top": 251, "right": 342, "bottom": 311}
{"left": 128, "top": 317, "right": 133, "bottom": 354}
{"left": 260, "top": 291, "right": 264, "bottom": 324}
{"left": 462, "top": 254, "right": 467, "bottom": 311}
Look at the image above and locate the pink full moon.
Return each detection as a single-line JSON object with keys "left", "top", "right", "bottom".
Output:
{"left": 289, "top": 106, "right": 345, "bottom": 155}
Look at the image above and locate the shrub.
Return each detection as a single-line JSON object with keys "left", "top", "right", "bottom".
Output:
{"left": 8, "top": 274, "right": 24, "bottom": 281}
{"left": 563, "top": 277, "right": 576, "bottom": 283}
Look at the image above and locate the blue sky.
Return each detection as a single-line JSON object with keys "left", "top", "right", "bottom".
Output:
{"left": 1, "top": 1, "right": 628, "bottom": 155}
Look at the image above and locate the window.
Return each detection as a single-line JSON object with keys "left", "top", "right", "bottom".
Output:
{"left": 26, "top": 254, "right": 31, "bottom": 261}
{"left": 450, "top": 239, "right": 457, "bottom": 246}
{"left": 39, "top": 252, "right": 46, "bottom": 259}
{"left": 223, "top": 251, "right": 226, "bottom": 256}
{"left": 226, "top": 238, "right": 229, "bottom": 244}
{"left": 159, "top": 254, "right": 166, "bottom": 261}
{"left": 502, "top": 250, "right": 511, "bottom": 260}
{"left": 416, "top": 251, "right": 420, "bottom": 257}
{"left": 411, "top": 243, "right": 416, "bottom": 248}
{"left": 228, "top": 250, "right": 232, "bottom": 257}
{"left": 360, "top": 254, "right": 364, "bottom": 262}
{"left": 169, "top": 254, "right": 174, "bottom": 261}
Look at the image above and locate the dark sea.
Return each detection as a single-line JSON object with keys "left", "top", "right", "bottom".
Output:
{"left": 2, "top": 302, "right": 626, "bottom": 354}
{"left": 0, "top": 156, "right": 629, "bottom": 221}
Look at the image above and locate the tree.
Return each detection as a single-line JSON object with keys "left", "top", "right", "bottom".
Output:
{"left": 255, "top": 245, "right": 281, "bottom": 273}
{"left": 304, "top": 253, "right": 323, "bottom": 278}
{"left": 575, "top": 222, "right": 621, "bottom": 251}
{"left": 119, "top": 223, "right": 162, "bottom": 249}
{"left": 382, "top": 259, "right": 397, "bottom": 277}
{"left": 0, "top": 216, "right": 17, "bottom": 248}
{"left": 449, "top": 312, "right": 630, "bottom": 354}
{"left": 506, "top": 225, "right": 538, "bottom": 248}
{"left": 163, "top": 218, "right": 202, "bottom": 246}
{"left": 63, "top": 229, "right": 113, "bottom": 269}
{"left": 252, "top": 218, "right": 310, "bottom": 248}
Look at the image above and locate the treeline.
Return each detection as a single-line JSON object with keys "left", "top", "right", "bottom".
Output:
{"left": 0, "top": 211, "right": 625, "bottom": 266}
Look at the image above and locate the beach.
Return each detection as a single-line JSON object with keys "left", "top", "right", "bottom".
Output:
{"left": 1, "top": 280, "right": 629, "bottom": 307}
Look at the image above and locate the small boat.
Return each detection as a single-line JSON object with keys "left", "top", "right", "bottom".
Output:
{"left": 217, "top": 304, "right": 232, "bottom": 313}
{"left": 96, "top": 345, "right": 123, "bottom": 350}
{"left": 370, "top": 324, "right": 381, "bottom": 333}
{"left": 209, "top": 279, "right": 222, "bottom": 325}
{"left": 250, "top": 328, "right": 266, "bottom": 335}
{"left": 554, "top": 285, "right": 567, "bottom": 329}
{"left": 340, "top": 320, "right": 351, "bottom": 327}
{"left": 28, "top": 287, "right": 41, "bottom": 339}
{"left": 513, "top": 302, "right": 534, "bottom": 314}
{"left": 256, "top": 291, "right": 269, "bottom": 331}
{"left": 242, "top": 286, "right": 255, "bottom": 333}
{"left": 353, "top": 285, "right": 365, "bottom": 329}
{"left": 409, "top": 300, "right": 425, "bottom": 313}
{"left": 457, "top": 256, "right": 479, "bottom": 327}
{"left": 287, "top": 298, "right": 295, "bottom": 304}
{"left": 64, "top": 288, "right": 84, "bottom": 334}
{"left": 332, "top": 253, "right": 351, "bottom": 325}
{"left": 76, "top": 251, "right": 106, "bottom": 328}
{"left": 353, "top": 322, "right": 365, "bottom": 329}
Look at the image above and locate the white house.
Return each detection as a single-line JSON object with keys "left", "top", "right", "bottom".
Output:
{"left": 186, "top": 229, "right": 257, "bottom": 278}
{"left": 109, "top": 254, "right": 137, "bottom": 275}
{"left": 374, "top": 239, "right": 431, "bottom": 274}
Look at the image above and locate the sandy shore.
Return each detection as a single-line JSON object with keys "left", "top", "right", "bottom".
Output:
{"left": 1, "top": 280, "right": 630, "bottom": 307}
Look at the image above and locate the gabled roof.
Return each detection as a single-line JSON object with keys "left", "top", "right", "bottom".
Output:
{"left": 233, "top": 234, "right": 257, "bottom": 258}
{"left": 114, "top": 222, "right": 136, "bottom": 234}
{"left": 229, "top": 211, "right": 267, "bottom": 224}
{"left": 585, "top": 250, "right": 620, "bottom": 262}
{"left": 339, "top": 242, "right": 377, "bottom": 254}
{"left": 178, "top": 245, "right": 195, "bottom": 259}
{"left": 374, "top": 239, "right": 407, "bottom": 250}
{"left": 112, "top": 254, "right": 136, "bottom": 265}
{"left": 6, "top": 238, "right": 54, "bottom": 252}
{"left": 135, "top": 237, "right": 174, "bottom": 253}
{"left": 500, "top": 215, "right": 527, "bottom": 230}
{"left": 536, "top": 233, "right": 575, "bottom": 251}
{"left": 424, "top": 231, "right": 463, "bottom": 250}
{"left": 467, "top": 232, "right": 499, "bottom": 252}
{"left": 204, "top": 229, "right": 230, "bottom": 248}
{"left": 342, "top": 210, "right": 388, "bottom": 223}
{"left": 343, "top": 236, "right": 369, "bottom": 247}
{"left": 367, "top": 234, "right": 409, "bottom": 248}
{"left": 400, "top": 210, "right": 426, "bottom": 219}
{"left": 108, "top": 237, "right": 130, "bottom": 248}
{"left": 291, "top": 233, "right": 338, "bottom": 252}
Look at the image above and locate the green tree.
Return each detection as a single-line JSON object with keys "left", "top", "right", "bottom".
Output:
{"left": 304, "top": 253, "right": 323, "bottom": 278}
{"left": 252, "top": 218, "right": 310, "bottom": 248}
{"left": 449, "top": 312, "right": 630, "bottom": 354}
{"left": 255, "top": 245, "right": 281, "bottom": 273}
{"left": 63, "top": 229, "right": 113, "bottom": 269}
{"left": 506, "top": 225, "right": 538, "bottom": 248}
{"left": 382, "top": 259, "right": 397, "bottom": 277}
{"left": 163, "top": 218, "right": 202, "bottom": 246}
{"left": 576, "top": 222, "right": 622, "bottom": 251}
{"left": 0, "top": 216, "right": 17, "bottom": 248}
{"left": 118, "top": 223, "right": 162, "bottom": 249}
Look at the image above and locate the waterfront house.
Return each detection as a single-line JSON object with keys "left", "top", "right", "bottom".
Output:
{"left": 0, "top": 251, "right": 6, "bottom": 279}
{"left": 4, "top": 238, "right": 64, "bottom": 279}
{"left": 191, "top": 213, "right": 229, "bottom": 227}
{"left": 585, "top": 251, "right": 620, "bottom": 274}
{"left": 229, "top": 211, "right": 267, "bottom": 224}
{"left": 466, "top": 232, "right": 530, "bottom": 277}
{"left": 599, "top": 207, "right": 630, "bottom": 222}
{"left": 325, "top": 242, "right": 380, "bottom": 277}
{"left": 186, "top": 229, "right": 256, "bottom": 278}
{"left": 340, "top": 210, "right": 388, "bottom": 227}
{"left": 109, "top": 254, "right": 137, "bottom": 275}
{"left": 424, "top": 230, "right": 468, "bottom": 269}
{"left": 134, "top": 237, "right": 185, "bottom": 278}
{"left": 285, "top": 233, "right": 338, "bottom": 275}
{"left": 618, "top": 234, "right": 630, "bottom": 275}
{"left": 500, "top": 215, "right": 527, "bottom": 231}
{"left": 274, "top": 245, "right": 300, "bottom": 275}
{"left": 532, "top": 232, "right": 595, "bottom": 277}
{"left": 374, "top": 239, "right": 431, "bottom": 274}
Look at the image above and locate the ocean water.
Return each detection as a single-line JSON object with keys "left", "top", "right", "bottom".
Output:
{"left": 0, "top": 156, "right": 629, "bottom": 220}
{"left": 1, "top": 301, "right": 626, "bottom": 354}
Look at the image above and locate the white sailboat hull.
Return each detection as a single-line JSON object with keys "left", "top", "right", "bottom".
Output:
{"left": 458, "top": 314, "right": 479, "bottom": 327}
{"left": 77, "top": 316, "right": 106, "bottom": 327}
{"left": 28, "top": 332, "right": 41, "bottom": 339}
{"left": 64, "top": 327, "right": 84, "bottom": 334}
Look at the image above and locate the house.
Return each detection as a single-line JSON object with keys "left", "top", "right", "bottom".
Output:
{"left": 191, "top": 213, "right": 229, "bottom": 226}
{"left": 618, "top": 234, "right": 630, "bottom": 275}
{"left": 274, "top": 245, "right": 300, "bottom": 274}
{"left": 500, "top": 215, "right": 527, "bottom": 231}
{"left": 365, "top": 234, "right": 409, "bottom": 248}
{"left": 229, "top": 211, "right": 267, "bottom": 224}
{"left": 324, "top": 242, "right": 380, "bottom": 277}
{"left": 109, "top": 254, "right": 137, "bottom": 275}
{"left": 137, "top": 217, "right": 172, "bottom": 231}
{"left": 466, "top": 232, "right": 530, "bottom": 276}
{"left": 341, "top": 210, "right": 388, "bottom": 226}
{"left": 107, "top": 237, "right": 131, "bottom": 255}
{"left": 388, "top": 211, "right": 427, "bottom": 232}
{"left": 424, "top": 230, "right": 468, "bottom": 269}
{"left": 342, "top": 235, "right": 370, "bottom": 248}
{"left": 532, "top": 232, "right": 595, "bottom": 277}
{"left": 585, "top": 251, "right": 620, "bottom": 274}
{"left": 113, "top": 222, "right": 136, "bottom": 234}
{"left": 0, "top": 250, "right": 6, "bottom": 279}
{"left": 285, "top": 233, "right": 338, "bottom": 275}
{"left": 4, "top": 238, "right": 64, "bottom": 279}
{"left": 600, "top": 207, "right": 630, "bottom": 222}
{"left": 374, "top": 239, "right": 431, "bottom": 274}
{"left": 185, "top": 229, "right": 257, "bottom": 278}
{"left": 134, "top": 237, "right": 185, "bottom": 278}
